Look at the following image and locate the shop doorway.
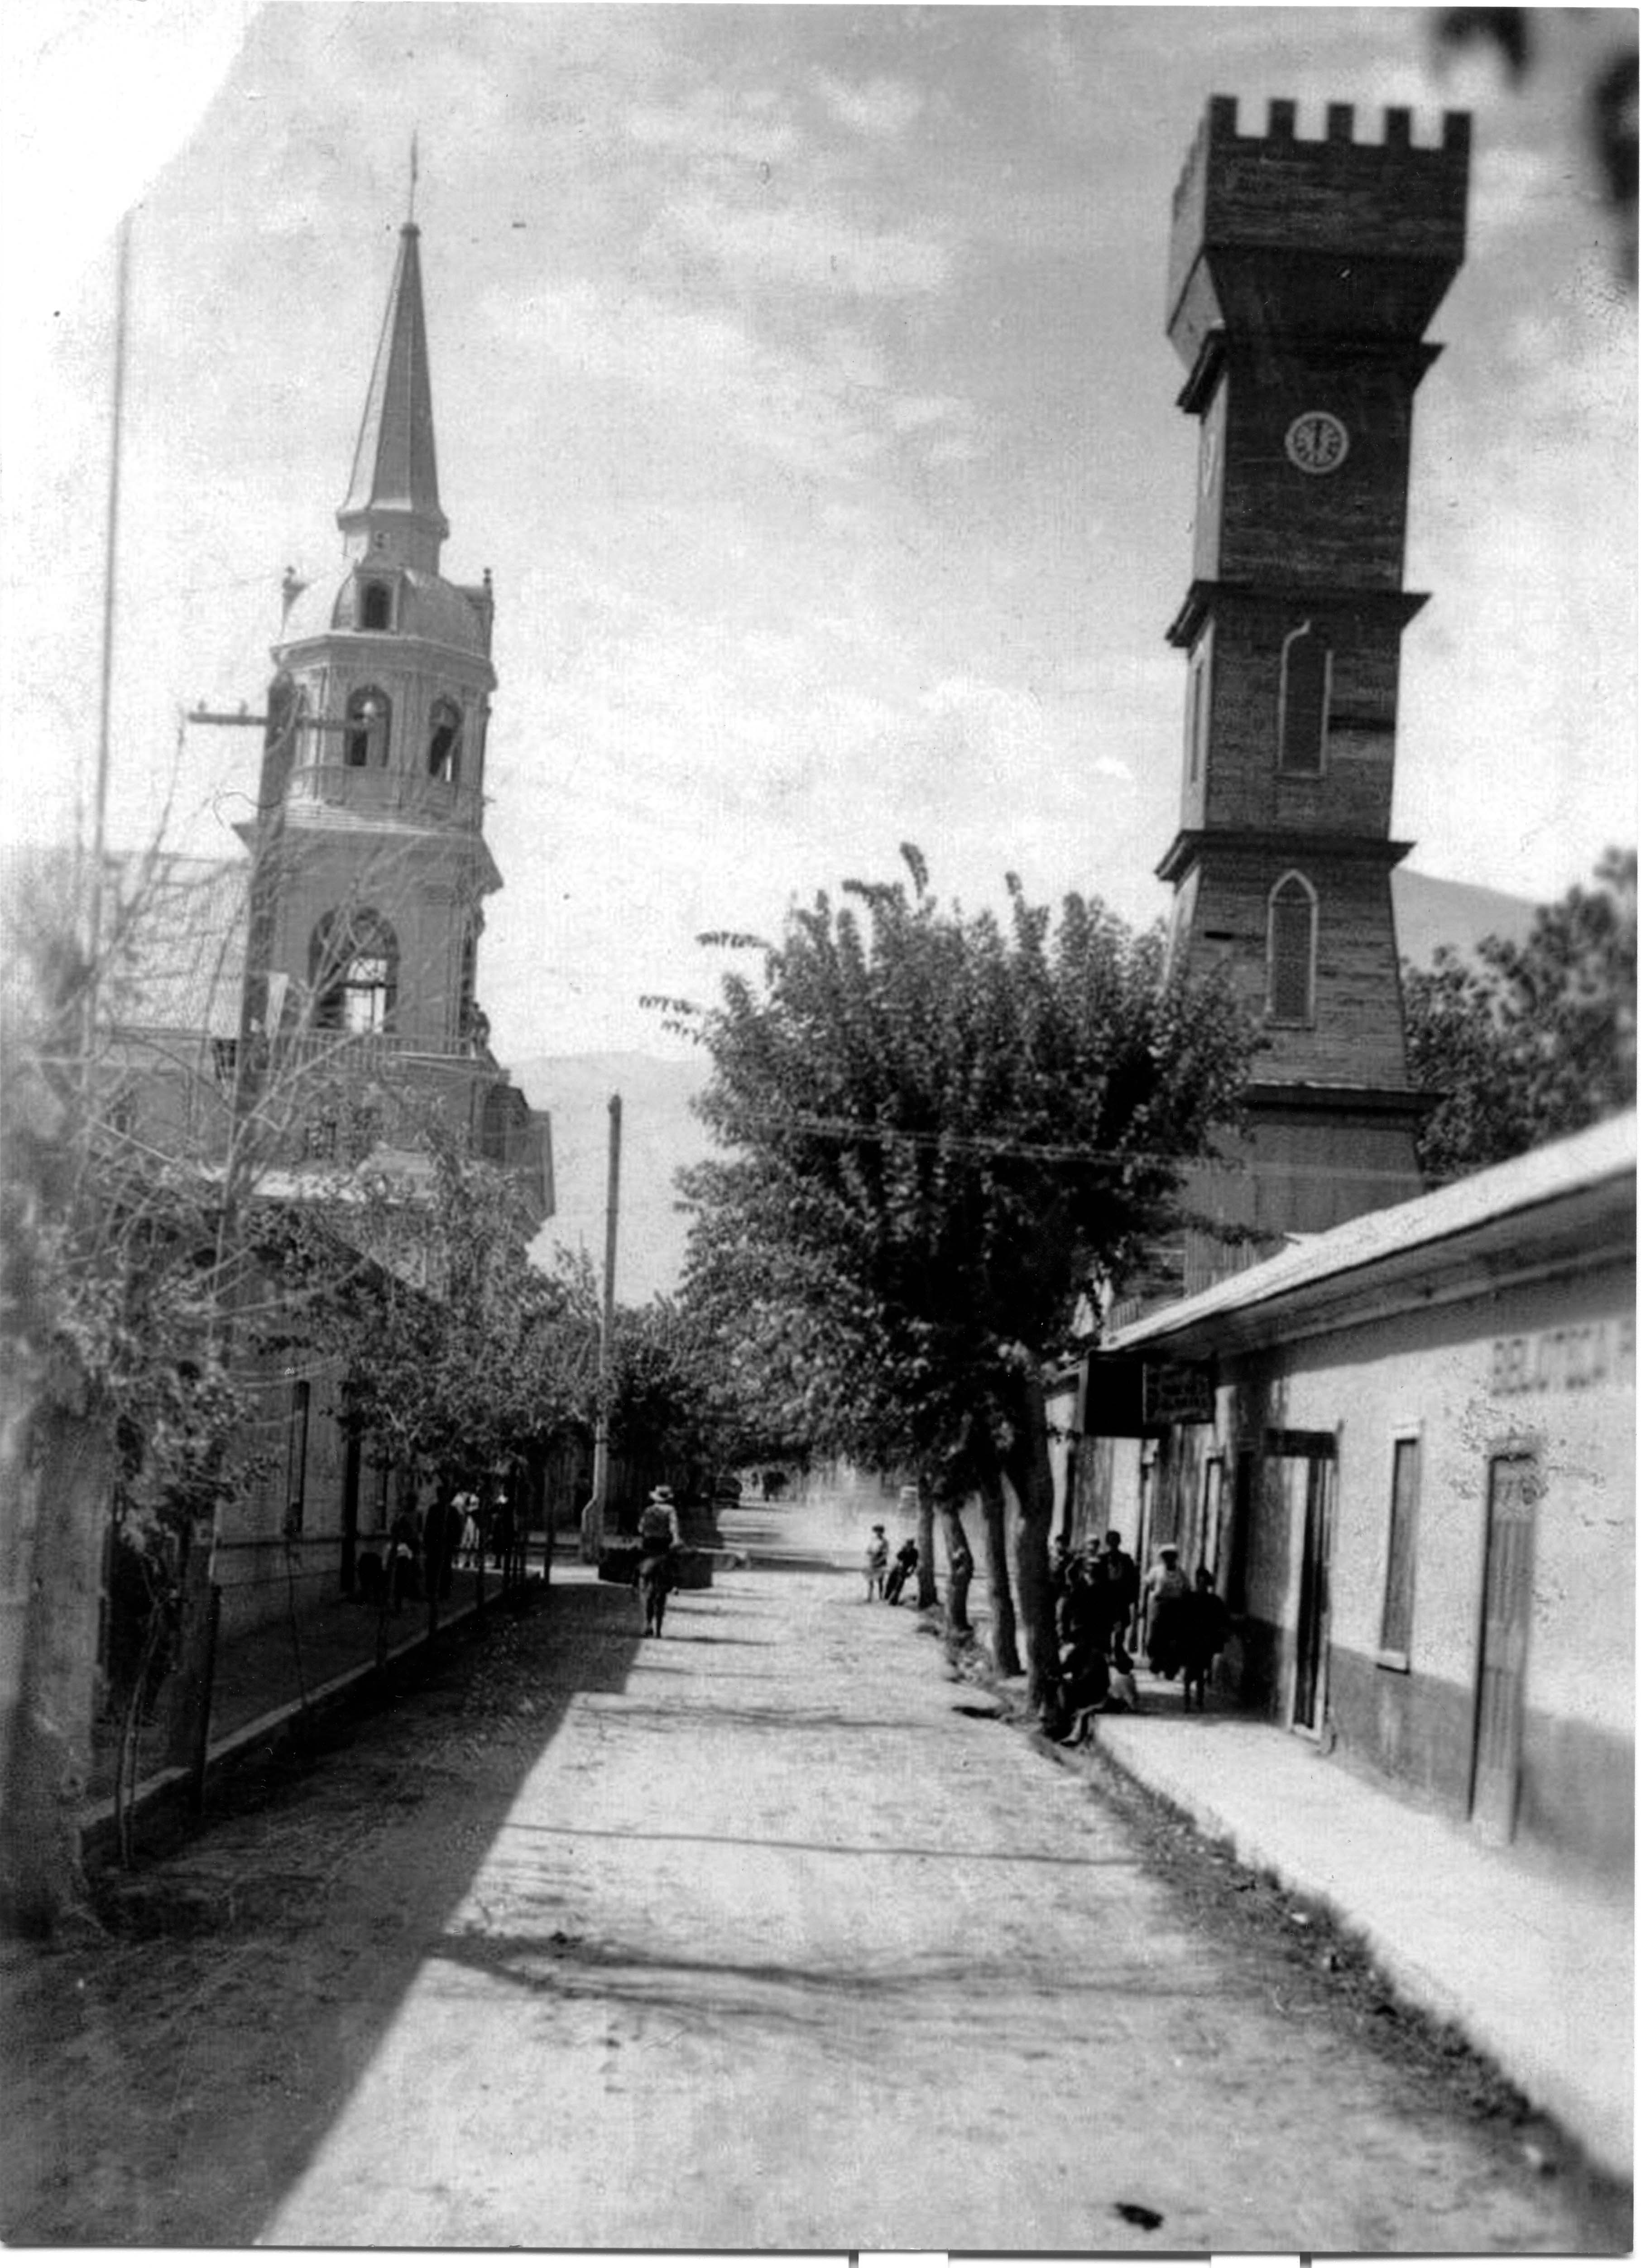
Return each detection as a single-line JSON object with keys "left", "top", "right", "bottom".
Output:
{"left": 1470, "top": 1449, "right": 1538, "bottom": 1841}
{"left": 1271, "top": 1431, "right": 1336, "bottom": 1736}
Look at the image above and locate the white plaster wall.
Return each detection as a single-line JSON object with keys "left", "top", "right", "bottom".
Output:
{"left": 1210, "top": 1257, "right": 1634, "bottom": 1739}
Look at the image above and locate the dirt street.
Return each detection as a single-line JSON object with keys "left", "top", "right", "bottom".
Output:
{"left": 0, "top": 1491, "right": 1618, "bottom": 2249}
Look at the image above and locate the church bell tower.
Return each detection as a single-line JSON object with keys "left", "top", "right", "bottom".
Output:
{"left": 1161, "top": 96, "right": 1469, "bottom": 1267}
{"left": 238, "top": 212, "right": 545, "bottom": 1210}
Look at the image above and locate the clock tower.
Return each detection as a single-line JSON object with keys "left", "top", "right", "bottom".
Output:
{"left": 1161, "top": 96, "right": 1469, "bottom": 1274}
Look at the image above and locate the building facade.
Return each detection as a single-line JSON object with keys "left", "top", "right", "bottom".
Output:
{"left": 1079, "top": 1115, "right": 1634, "bottom": 1889}
{"left": 72, "top": 214, "right": 556, "bottom": 1643}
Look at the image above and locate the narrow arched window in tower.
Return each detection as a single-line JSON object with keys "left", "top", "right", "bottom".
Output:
{"left": 311, "top": 909, "right": 398, "bottom": 1034}
{"left": 360, "top": 581, "right": 392, "bottom": 631}
{"left": 1278, "top": 621, "right": 1330, "bottom": 776}
{"left": 1267, "top": 872, "right": 1317, "bottom": 1025}
{"left": 345, "top": 687, "right": 390, "bottom": 768}
{"left": 1185, "top": 634, "right": 1212, "bottom": 786}
{"left": 427, "top": 698, "right": 463, "bottom": 784}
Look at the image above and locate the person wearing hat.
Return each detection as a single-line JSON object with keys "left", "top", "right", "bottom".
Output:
{"left": 638, "top": 1485, "right": 681, "bottom": 1553}
{"left": 636, "top": 1486, "right": 681, "bottom": 1636}
{"left": 1143, "top": 1542, "right": 1191, "bottom": 1680}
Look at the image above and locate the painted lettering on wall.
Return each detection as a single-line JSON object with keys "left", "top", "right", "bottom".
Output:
{"left": 1489, "top": 1315, "right": 1636, "bottom": 1398}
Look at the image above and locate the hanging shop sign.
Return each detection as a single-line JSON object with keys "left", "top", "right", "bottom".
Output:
{"left": 1084, "top": 1354, "right": 1216, "bottom": 1436}
{"left": 1142, "top": 1358, "right": 1217, "bottom": 1425}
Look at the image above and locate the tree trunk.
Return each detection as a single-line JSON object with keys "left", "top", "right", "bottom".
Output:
{"left": 0, "top": 1399, "right": 111, "bottom": 1934}
{"left": 914, "top": 1474, "right": 938, "bottom": 1609}
{"left": 165, "top": 1526, "right": 217, "bottom": 1773}
{"left": 973, "top": 1440, "right": 1022, "bottom": 1678}
{"left": 938, "top": 1497, "right": 974, "bottom": 1635}
{"left": 1001, "top": 1364, "right": 1059, "bottom": 1719}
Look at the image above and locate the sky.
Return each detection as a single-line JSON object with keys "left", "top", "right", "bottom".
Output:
{"left": 3, "top": 3, "right": 1635, "bottom": 1076}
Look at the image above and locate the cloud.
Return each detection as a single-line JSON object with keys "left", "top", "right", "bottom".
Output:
{"left": 1469, "top": 141, "right": 1587, "bottom": 253}
{"left": 480, "top": 278, "right": 883, "bottom": 479}
{"left": 663, "top": 190, "right": 954, "bottom": 298}
{"left": 626, "top": 86, "right": 797, "bottom": 168}
{"left": 900, "top": 673, "right": 1132, "bottom": 793}
{"left": 888, "top": 391, "right": 985, "bottom": 467}
{"left": 812, "top": 72, "right": 926, "bottom": 139}
{"left": 889, "top": 394, "right": 969, "bottom": 433}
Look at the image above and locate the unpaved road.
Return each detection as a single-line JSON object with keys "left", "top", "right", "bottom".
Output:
{"left": 1, "top": 1493, "right": 1620, "bottom": 2249}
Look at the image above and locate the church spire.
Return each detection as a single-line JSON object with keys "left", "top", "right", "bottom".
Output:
{"left": 337, "top": 213, "right": 449, "bottom": 569}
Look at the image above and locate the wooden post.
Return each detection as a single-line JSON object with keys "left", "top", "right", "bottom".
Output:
{"left": 0, "top": 1403, "right": 110, "bottom": 1930}
{"left": 186, "top": 1586, "right": 221, "bottom": 1815}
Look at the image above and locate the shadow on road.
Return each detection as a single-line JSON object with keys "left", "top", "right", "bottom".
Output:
{"left": 498, "top": 1816, "right": 1152, "bottom": 1869}
{"left": 421, "top": 1925, "right": 1237, "bottom": 2042}
{"left": 2, "top": 1576, "right": 649, "bottom": 2247}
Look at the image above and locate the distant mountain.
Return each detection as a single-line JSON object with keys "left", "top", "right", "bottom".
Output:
{"left": 1391, "top": 869, "right": 1538, "bottom": 968}
{"left": 510, "top": 1052, "right": 710, "bottom": 1303}
{"left": 513, "top": 875, "right": 1543, "bottom": 1300}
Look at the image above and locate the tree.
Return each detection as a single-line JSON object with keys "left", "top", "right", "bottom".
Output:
{"left": 1404, "top": 848, "right": 1636, "bottom": 1182}
{"left": 285, "top": 1126, "right": 597, "bottom": 1505}
{"left": 0, "top": 853, "right": 270, "bottom": 1927}
{"left": 675, "top": 850, "right": 1256, "bottom": 1715}
{"left": 1434, "top": 12, "right": 1636, "bottom": 280}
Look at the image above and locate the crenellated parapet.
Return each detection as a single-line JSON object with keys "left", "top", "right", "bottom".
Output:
{"left": 1168, "top": 94, "right": 1469, "bottom": 376}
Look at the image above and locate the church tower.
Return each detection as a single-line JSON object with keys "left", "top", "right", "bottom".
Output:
{"left": 241, "top": 215, "right": 546, "bottom": 1210}
{"left": 1161, "top": 96, "right": 1468, "bottom": 1274}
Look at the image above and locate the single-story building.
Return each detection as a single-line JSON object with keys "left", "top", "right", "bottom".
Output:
{"left": 1071, "top": 1112, "right": 1634, "bottom": 1889}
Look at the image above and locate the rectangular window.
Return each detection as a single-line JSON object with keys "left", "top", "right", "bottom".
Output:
{"left": 284, "top": 1379, "right": 311, "bottom": 1536}
{"left": 1377, "top": 1433, "right": 1420, "bottom": 1664}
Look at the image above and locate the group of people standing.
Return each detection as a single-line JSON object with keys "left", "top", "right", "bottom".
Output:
{"left": 859, "top": 1510, "right": 1232, "bottom": 1735}
{"left": 357, "top": 1481, "right": 515, "bottom": 1611}
{"left": 1051, "top": 1531, "right": 1231, "bottom": 1740}
{"left": 864, "top": 1525, "right": 920, "bottom": 1603}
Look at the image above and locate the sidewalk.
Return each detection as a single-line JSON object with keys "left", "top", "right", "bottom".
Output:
{"left": 1080, "top": 1677, "right": 1633, "bottom": 2186}
{"left": 82, "top": 1549, "right": 548, "bottom": 1851}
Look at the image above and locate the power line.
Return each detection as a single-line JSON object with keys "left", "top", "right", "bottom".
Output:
{"left": 720, "top": 1108, "right": 1437, "bottom": 1185}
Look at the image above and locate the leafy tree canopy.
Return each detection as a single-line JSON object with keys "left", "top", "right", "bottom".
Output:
{"left": 282, "top": 1125, "right": 598, "bottom": 1488}
{"left": 672, "top": 850, "right": 1257, "bottom": 1703}
{"left": 1404, "top": 848, "right": 1636, "bottom": 1182}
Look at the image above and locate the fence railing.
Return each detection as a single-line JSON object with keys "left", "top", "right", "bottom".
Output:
{"left": 88, "top": 1523, "right": 549, "bottom": 1858}
{"left": 287, "top": 763, "right": 482, "bottom": 829}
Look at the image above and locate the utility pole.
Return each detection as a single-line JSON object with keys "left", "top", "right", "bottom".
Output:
{"left": 82, "top": 212, "right": 131, "bottom": 1069}
{"left": 579, "top": 1094, "right": 622, "bottom": 1563}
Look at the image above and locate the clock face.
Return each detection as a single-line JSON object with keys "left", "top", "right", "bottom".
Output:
{"left": 1285, "top": 410, "right": 1350, "bottom": 476}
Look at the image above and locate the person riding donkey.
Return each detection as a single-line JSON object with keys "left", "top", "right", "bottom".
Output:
{"left": 637, "top": 1485, "right": 682, "bottom": 1636}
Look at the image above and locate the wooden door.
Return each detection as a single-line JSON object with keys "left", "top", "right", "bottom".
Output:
{"left": 1199, "top": 1455, "right": 1225, "bottom": 1588}
{"left": 1291, "top": 1452, "right": 1335, "bottom": 1735}
{"left": 1470, "top": 1451, "right": 1537, "bottom": 1840}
